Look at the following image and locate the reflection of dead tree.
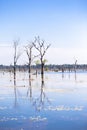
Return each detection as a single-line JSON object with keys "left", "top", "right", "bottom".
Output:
{"left": 33, "top": 36, "right": 51, "bottom": 81}
{"left": 32, "top": 80, "right": 51, "bottom": 112}
{"left": 13, "top": 80, "right": 18, "bottom": 108}
{"left": 27, "top": 76, "right": 32, "bottom": 101}
{"left": 13, "top": 79, "right": 23, "bottom": 108}
{"left": 39, "top": 81, "right": 45, "bottom": 107}
{"left": 13, "top": 39, "right": 21, "bottom": 81}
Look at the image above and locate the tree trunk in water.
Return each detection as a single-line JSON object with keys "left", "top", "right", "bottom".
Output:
{"left": 29, "top": 78, "right": 32, "bottom": 99}
{"left": 41, "top": 62, "right": 44, "bottom": 82}
{"left": 29, "top": 64, "right": 31, "bottom": 79}
{"left": 14, "top": 64, "right": 16, "bottom": 83}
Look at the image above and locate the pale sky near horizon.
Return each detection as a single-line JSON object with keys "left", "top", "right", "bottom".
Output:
{"left": 0, "top": 0, "right": 87, "bottom": 65}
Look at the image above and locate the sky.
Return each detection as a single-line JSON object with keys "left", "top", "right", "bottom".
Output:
{"left": 0, "top": 0, "right": 87, "bottom": 65}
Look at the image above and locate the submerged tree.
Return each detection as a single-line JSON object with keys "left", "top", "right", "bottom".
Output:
{"left": 25, "top": 43, "right": 33, "bottom": 79}
{"left": 33, "top": 36, "right": 51, "bottom": 80}
{"left": 74, "top": 59, "right": 77, "bottom": 81}
{"left": 25, "top": 41, "right": 38, "bottom": 79}
{"left": 75, "top": 59, "right": 77, "bottom": 73}
{"left": 13, "top": 39, "right": 21, "bottom": 81}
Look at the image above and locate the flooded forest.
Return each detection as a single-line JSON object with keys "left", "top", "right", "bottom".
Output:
{"left": 0, "top": 37, "right": 87, "bottom": 130}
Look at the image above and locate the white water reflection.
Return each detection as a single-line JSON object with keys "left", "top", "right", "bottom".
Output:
{"left": 0, "top": 117, "right": 18, "bottom": 122}
{"left": 45, "top": 105, "right": 84, "bottom": 111}
{"left": 30, "top": 116, "right": 47, "bottom": 122}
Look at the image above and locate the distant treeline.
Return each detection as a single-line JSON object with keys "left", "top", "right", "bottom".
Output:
{"left": 0, "top": 64, "right": 87, "bottom": 72}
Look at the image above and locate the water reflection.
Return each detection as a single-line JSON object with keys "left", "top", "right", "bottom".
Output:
{"left": 31, "top": 79, "right": 51, "bottom": 112}
{"left": 75, "top": 71, "right": 77, "bottom": 81}
{"left": 13, "top": 79, "right": 18, "bottom": 108}
{"left": 1, "top": 72, "right": 87, "bottom": 130}
{"left": 62, "top": 72, "right": 64, "bottom": 79}
{"left": 45, "top": 105, "right": 84, "bottom": 111}
{"left": 27, "top": 77, "right": 32, "bottom": 101}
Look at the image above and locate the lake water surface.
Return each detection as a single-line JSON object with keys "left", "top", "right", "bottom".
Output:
{"left": 0, "top": 71, "right": 87, "bottom": 130}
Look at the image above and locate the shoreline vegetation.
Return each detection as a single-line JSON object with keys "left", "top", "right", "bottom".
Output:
{"left": 0, "top": 64, "right": 87, "bottom": 72}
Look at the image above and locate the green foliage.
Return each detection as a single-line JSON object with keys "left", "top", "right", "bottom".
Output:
{"left": 43, "top": 59, "right": 48, "bottom": 64}
{"left": 35, "top": 60, "right": 40, "bottom": 65}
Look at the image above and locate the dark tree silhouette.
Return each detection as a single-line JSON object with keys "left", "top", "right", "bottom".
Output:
{"left": 75, "top": 59, "right": 77, "bottom": 73}
{"left": 25, "top": 40, "right": 38, "bottom": 79}
{"left": 33, "top": 36, "right": 51, "bottom": 81}
{"left": 25, "top": 43, "right": 33, "bottom": 79}
{"left": 13, "top": 39, "right": 21, "bottom": 81}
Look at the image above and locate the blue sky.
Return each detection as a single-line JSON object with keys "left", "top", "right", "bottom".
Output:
{"left": 0, "top": 0, "right": 87, "bottom": 64}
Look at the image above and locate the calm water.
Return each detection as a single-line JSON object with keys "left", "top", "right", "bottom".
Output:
{"left": 0, "top": 71, "right": 87, "bottom": 130}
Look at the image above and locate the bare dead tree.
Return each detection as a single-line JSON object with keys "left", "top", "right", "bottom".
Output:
{"left": 25, "top": 44, "right": 33, "bottom": 78}
{"left": 75, "top": 59, "right": 77, "bottom": 73}
{"left": 13, "top": 39, "right": 21, "bottom": 82}
{"left": 25, "top": 41, "right": 37, "bottom": 79}
{"left": 32, "top": 36, "right": 51, "bottom": 80}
